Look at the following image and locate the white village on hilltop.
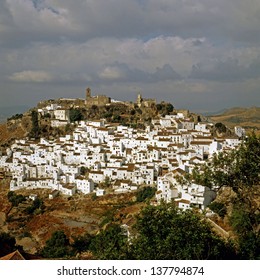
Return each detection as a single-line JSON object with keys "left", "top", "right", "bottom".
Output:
{"left": 0, "top": 93, "right": 245, "bottom": 211}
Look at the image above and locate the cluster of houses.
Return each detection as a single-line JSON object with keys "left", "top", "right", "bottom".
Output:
{"left": 0, "top": 110, "right": 242, "bottom": 210}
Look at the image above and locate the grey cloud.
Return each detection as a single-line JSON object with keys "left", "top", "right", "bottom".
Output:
{"left": 1, "top": 0, "right": 260, "bottom": 112}
{"left": 2, "top": 0, "right": 260, "bottom": 47}
{"left": 190, "top": 58, "right": 260, "bottom": 82}
{"left": 96, "top": 62, "right": 182, "bottom": 84}
{"left": 152, "top": 64, "right": 182, "bottom": 81}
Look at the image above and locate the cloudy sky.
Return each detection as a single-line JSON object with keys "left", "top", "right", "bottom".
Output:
{"left": 1, "top": 0, "right": 260, "bottom": 113}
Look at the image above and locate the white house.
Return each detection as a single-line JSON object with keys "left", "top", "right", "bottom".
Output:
{"left": 156, "top": 176, "right": 178, "bottom": 203}
{"left": 59, "top": 184, "right": 76, "bottom": 196}
{"left": 88, "top": 170, "right": 104, "bottom": 183}
{"left": 75, "top": 176, "right": 94, "bottom": 194}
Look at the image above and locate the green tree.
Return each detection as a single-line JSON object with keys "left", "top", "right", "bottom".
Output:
{"left": 208, "top": 201, "right": 227, "bottom": 218}
{"left": 29, "top": 110, "right": 40, "bottom": 139}
{"left": 89, "top": 224, "right": 129, "bottom": 259}
{"left": 189, "top": 133, "right": 260, "bottom": 194}
{"left": 215, "top": 122, "right": 227, "bottom": 133}
{"left": 69, "top": 109, "right": 83, "bottom": 122}
{"left": 129, "top": 204, "right": 236, "bottom": 260}
{"left": 80, "top": 166, "right": 87, "bottom": 175}
{"left": 103, "top": 176, "right": 111, "bottom": 188}
{"left": 25, "top": 197, "right": 45, "bottom": 215}
{"left": 41, "top": 230, "right": 72, "bottom": 258}
{"left": 7, "top": 191, "right": 26, "bottom": 207}
{"left": 136, "top": 186, "right": 156, "bottom": 202}
{"left": 187, "top": 133, "right": 260, "bottom": 259}
{"left": 7, "top": 113, "right": 23, "bottom": 121}
{"left": 165, "top": 103, "right": 174, "bottom": 114}
{"left": 72, "top": 233, "right": 93, "bottom": 254}
{"left": 229, "top": 202, "right": 260, "bottom": 259}
{"left": 156, "top": 103, "right": 162, "bottom": 111}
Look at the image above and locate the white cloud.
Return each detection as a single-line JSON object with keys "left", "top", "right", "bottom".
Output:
{"left": 5, "top": 0, "right": 75, "bottom": 36}
{"left": 98, "top": 66, "right": 126, "bottom": 80}
{"left": 9, "top": 70, "right": 53, "bottom": 82}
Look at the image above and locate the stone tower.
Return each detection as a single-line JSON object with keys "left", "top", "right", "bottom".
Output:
{"left": 86, "top": 87, "right": 91, "bottom": 99}
{"left": 136, "top": 93, "right": 143, "bottom": 107}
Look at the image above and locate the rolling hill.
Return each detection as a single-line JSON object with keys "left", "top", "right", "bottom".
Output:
{"left": 208, "top": 107, "right": 260, "bottom": 133}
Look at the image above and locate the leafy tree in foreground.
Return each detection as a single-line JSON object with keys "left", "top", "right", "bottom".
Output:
{"left": 89, "top": 224, "right": 129, "bottom": 260}
{"left": 186, "top": 133, "right": 260, "bottom": 259}
{"left": 190, "top": 133, "right": 260, "bottom": 195}
{"left": 208, "top": 201, "right": 227, "bottom": 218}
{"left": 129, "top": 204, "right": 236, "bottom": 260}
{"left": 41, "top": 230, "right": 72, "bottom": 259}
{"left": 72, "top": 233, "right": 93, "bottom": 254}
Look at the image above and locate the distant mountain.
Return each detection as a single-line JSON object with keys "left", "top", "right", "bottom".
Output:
{"left": 199, "top": 108, "right": 228, "bottom": 117}
{"left": 208, "top": 107, "right": 260, "bottom": 132}
{"left": 0, "top": 105, "right": 30, "bottom": 123}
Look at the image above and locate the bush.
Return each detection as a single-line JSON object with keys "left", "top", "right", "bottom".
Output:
{"left": 72, "top": 233, "right": 93, "bottom": 254}
{"left": 7, "top": 114, "right": 23, "bottom": 121}
{"left": 41, "top": 230, "right": 72, "bottom": 258}
{"left": 208, "top": 201, "right": 227, "bottom": 218}
{"left": 215, "top": 122, "right": 226, "bottom": 133}
{"left": 69, "top": 109, "right": 83, "bottom": 122}
{"left": 136, "top": 186, "right": 156, "bottom": 202}
{"left": 25, "top": 198, "right": 44, "bottom": 215}
{"left": 7, "top": 191, "right": 26, "bottom": 207}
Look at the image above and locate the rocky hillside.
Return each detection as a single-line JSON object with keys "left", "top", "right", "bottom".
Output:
{"left": 0, "top": 99, "right": 175, "bottom": 149}
{"left": 0, "top": 183, "right": 143, "bottom": 256}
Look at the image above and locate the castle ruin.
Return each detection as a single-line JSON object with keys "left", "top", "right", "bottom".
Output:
{"left": 136, "top": 93, "right": 156, "bottom": 108}
{"left": 85, "top": 88, "right": 111, "bottom": 107}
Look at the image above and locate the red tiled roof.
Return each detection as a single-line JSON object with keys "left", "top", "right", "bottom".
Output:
{"left": 0, "top": 250, "right": 25, "bottom": 260}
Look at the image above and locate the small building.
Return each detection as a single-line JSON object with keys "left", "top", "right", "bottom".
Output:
{"left": 96, "top": 188, "right": 105, "bottom": 196}
{"left": 49, "top": 190, "right": 59, "bottom": 199}
{"left": 29, "top": 194, "right": 38, "bottom": 201}
{"left": 60, "top": 184, "right": 76, "bottom": 196}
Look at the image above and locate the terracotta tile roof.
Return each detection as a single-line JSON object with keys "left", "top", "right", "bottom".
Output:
{"left": 0, "top": 250, "right": 25, "bottom": 260}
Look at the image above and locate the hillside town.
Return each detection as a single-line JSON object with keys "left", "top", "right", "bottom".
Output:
{"left": 0, "top": 94, "right": 244, "bottom": 211}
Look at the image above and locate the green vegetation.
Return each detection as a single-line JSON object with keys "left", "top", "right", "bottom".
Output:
{"left": 190, "top": 133, "right": 260, "bottom": 192}
{"left": 69, "top": 109, "right": 83, "bottom": 122}
{"left": 156, "top": 102, "right": 174, "bottom": 116}
{"left": 215, "top": 122, "right": 227, "bottom": 133}
{"left": 29, "top": 110, "right": 40, "bottom": 139}
{"left": 80, "top": 166, "right": 88, "bottom": 175}
{"left": 208, "top": 201, "right": 227, "bottom": 218}
{"left": 25, "top": 197, "right": 45, "bottom": 215}
{"left": 136, "top": 186, "right": 156, "bottom": 202}
{"left": 103, "top": 176, "right": 111, "bottom": 188}
{"left": 72, "top": 233, "right": 92, "bottom": 254}
{"left": 41, "top": 230, "right": 73, "bottom": 258}
{"left": 7, "top": 113, "right": 23, "bottom": 121}
{"left": 129, "top": 204, "right": 236, "bottom": 260}
{"left": 89, "top": 224, "right": 128, "bottom": 260}
{"left": 187, "top": 133, "right": 260, "bottom": 259}
{"left": 7, "top": 191, "right": 26, "bottom": 207}
{"left": 40, "top": 204, "right": 236, "bottom": 260}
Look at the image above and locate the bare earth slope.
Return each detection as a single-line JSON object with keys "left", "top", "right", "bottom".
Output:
{"left": 209, "top": 107, "right": 260, "bottom": 133}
